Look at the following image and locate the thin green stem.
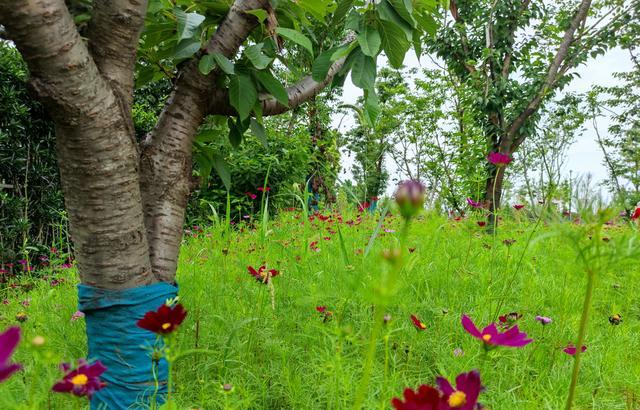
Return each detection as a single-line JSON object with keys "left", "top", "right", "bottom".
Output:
{"left": 565, "top": 269, "right": 596, "bottom": 410}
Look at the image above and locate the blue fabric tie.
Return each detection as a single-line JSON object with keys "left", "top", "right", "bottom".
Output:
{"left": 78, "top": 282, "right": 178, "bottom": 409}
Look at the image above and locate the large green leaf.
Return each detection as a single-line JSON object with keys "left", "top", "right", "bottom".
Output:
{"left": 377, "top": 0, "right": 413, "bottom": 41}
{"left": 388, "top": 0, "right": 417, "bottom": 28}
{"left": 175, "top": 9, "right": 205, "bottom": 41}
{"left": 244, "top": 44, "right": 273, "bottom": 70}
{"left": 380, "top": 20, "right": 410, "bottom": 68}
{"left": 250, "top": 118, "right": 268, "bottom": 148}
{"left": 364, "top": 89, "right": 380, "bottom": 125}
{"left": 174, "top": 38, "right": 201, "bottom": 59}
{"left": 253, "top": 70, "right": 289, "bottom": 106}
{"left": 298, "top": 0, "right": 333, "bottom": 21}
{"left": 212, "top": 154, "right": 232, "bottom": 191}
{"left": 276, "top": 27, "right": 314, "bottom": 56}
{"left": 212, "top": 52, "right": 235, "bottom": 74}
{"left": 198, "top": 54, "right": 215, "bottom": 75}
{"left": 229, "top": 74, "right": 257, "bottom": 120}
{"left": 312, "top": 47, "right": 338, "bottom": 81}
{"left": 227, "top": 118, "right": 243, "bottom": 148}
{"left": 351, "top": 50, "right": 376, "bottom": 90}
{"left": 358, "top": 24, "right": 382, "bottom": 57}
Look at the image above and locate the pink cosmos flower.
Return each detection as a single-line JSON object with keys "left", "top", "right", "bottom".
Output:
{"left": 257, "top": 186, "right": 270, "bottom": 192}
{"left": 52, "top": 359, "right": 106, "bottom": 399}
{"left": 245, "top": 192, "right": 257, "bottom": 200}
{"left": 247, "top": 265, "right": 279, "bottom": 284}
{"left": 71, "top": 311, "right": 85, "bottom": 321}
{"left": 535, "top": 315, "right": 552, "bottom": 325}
{"left": 563, "top": 344, "right": 586, "bottom": 356}
{"left": 513, "top": 204, "right": 525, "bottom": 210}
{"left": 0, "top": 327, "right": 22, "bottom": 383}
{"left": 436, "top": 370, "right": 482, "bottom": 410}
{"left": 461, "top": 314, "right": 533, "bottom": 347}
{"left": 487, "top": 152, "right": 512, "bottom": 166}
{"left": 467, "top": 198, "right": 483, "bottom": 209}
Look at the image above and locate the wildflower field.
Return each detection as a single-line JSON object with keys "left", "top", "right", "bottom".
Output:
{"left": 2, "top": 208, "right": 640, "bottom": 409}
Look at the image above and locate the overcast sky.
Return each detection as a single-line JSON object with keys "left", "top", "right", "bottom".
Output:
{"left": 331, "top": 46, "right": 634, "bottom": 198}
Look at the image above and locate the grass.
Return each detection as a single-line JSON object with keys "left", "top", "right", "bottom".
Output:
{"left": 1, "top": 209, "right": 640, "bottom": 409}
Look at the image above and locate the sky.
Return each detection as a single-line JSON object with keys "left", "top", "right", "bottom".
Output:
{"left": 331, "top": 45, "right": 634, "bottom": 198}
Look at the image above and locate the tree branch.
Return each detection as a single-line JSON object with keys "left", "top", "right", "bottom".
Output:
{"left": 208, "top": 57, "right": 347, "bottom": 116}
{"left": 139, "top": 0, "right": 268, "bottom": 281}
{"left": 506, "top": 0, "right": 592, "bottom": 145}
{"left": 87, "top": 0, "right": 149, "bottom": 106}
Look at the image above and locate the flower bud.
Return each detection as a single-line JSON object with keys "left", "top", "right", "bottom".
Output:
{"left": 394, "top": 180, "right": 426, "bottom": 219}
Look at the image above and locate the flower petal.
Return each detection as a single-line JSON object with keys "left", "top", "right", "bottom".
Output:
{"left": 461, "top": 314, "right": 482, "bottom": 338}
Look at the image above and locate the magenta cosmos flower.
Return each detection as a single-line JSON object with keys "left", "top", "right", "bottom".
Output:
{"left": 563, "top": 344, "right": 586, "bottom": 356}
{"left": 461, "top": 314, "right": 533, "bottom": 347}
{"left": 436, "top": 370, "right": 483, "bottom": 409}
{"left": 513, "top": 204, "right": 525, "bottom": 210}
{"left": 0, "top": 327, "right": 22, "bottom": 383}
{"left": 535, "top": 315, "right": 552, "bottom": 325}
{"left": 487, "top": 152, "right": 512, "bottom": 167}
{"left": 52, "top": 359, "right": 106, "bottom": 399}
{"left": 466, "top": 198, "right": 483, "bottom": 209}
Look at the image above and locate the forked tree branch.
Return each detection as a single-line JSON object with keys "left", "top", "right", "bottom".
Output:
{"left": 207, "top": 57, "right": 347, "bottom": 116}
{"left": 507, "top": 0, "right": 592, "bottom": 147}
{"left": 87, "top": 0, "right": 149, "bottom": 106}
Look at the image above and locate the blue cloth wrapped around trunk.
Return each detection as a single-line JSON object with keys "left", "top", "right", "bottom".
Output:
{"left": 78, "top": 282, "right": 178, "bottom": 409}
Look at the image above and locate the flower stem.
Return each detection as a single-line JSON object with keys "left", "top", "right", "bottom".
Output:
{"left": 565, "top": 268, "right": 596, "bottom": 410}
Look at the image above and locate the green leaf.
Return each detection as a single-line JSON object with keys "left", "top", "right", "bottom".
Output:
{"left": 351, "top": 50, "right": 376, "bottom": 90}
{"left": 331, "top": 0, "right": 354, "bottom": 25}
{"left": 312, "top": 47, "right": 338, "bottom": 81}
{"left": 358, "top": 24, "right": 382, "bottom": 57}
{"left": 212, "top": 154, "right": 232, "bottom": 191}
{"left": 380, "top": 20, "right": 410, "bottom": 68}
{"left": 276, "top": 27, "right": 314, "bottom": 56}
{"left": 244, "top": 44, "right": 273, "bottom": 70}
{"left": 245, "top": 8, "right": 268, "bottom": 22}
{"left": 198, "top": 54, "right": 215, "bottom": 75}
{"left": 377, "top": 0, "right": 413, "bottom": 41}
{"left": 175, "top": 9, "right": 205, "bottom": 41}
{"left": 250, "top": 118, "right": 268, "bottom": 148}
{"left": 364, "top": 89, "right": 380, "bottom": 125}
{"left": 229, "top": 74, "right": 257, "bottom": 120}
{"left": 388, "top": 0, "right": 417, "bottom": 28}
{"left": 212, "top": 52, "right": 234, "bottom": 74}
{"left": 174, "top": 38, "right": 201, "bottom": 59}
{"left": 227, "top": 118, "right": 243, "bottom": 148}
{"left": 299, "top": 0, "right": 332, "bottom": 21}
{"left": 253, "top": 70, "right": 289, "bottom": 106}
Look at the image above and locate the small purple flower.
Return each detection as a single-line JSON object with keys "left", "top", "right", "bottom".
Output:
{"left": 1, "top": 300, "right": 9, "bottom": 305}
{"left": 20, "top": 299, "right": 30, "bottom": 308}
{"left": 71, "top": 311, "right": 85, "bottom": 322}
{"left": 384, "top": 229, "right": 396, "bottom": 233}
{"left": 61, "top": 263, "right": 72, "bottom": 269}
{"left": 0, "top": 327, "right": 22, "bottom": 383}
{"left": 487, "top": 152, "right": 512, "bottom": 167}
{"left": 535, "top": 315, "right": 552, "bottom": 325}
{"left": 18, "top": 259, "right": 27, "bottom": 266}
{"left": 395, "top": 180, "right": 426, "bottom": 219}
{"left": 461, "top": 314, "right": 533, "bottom": 348}
{"left": 466, "top": 198, "right": 483, "bottom": 209}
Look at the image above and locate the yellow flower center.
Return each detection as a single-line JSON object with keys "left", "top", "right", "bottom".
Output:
{"left": 482, "top": 334, "right": 492, "bottom": 342}
{"left": 448, "top": 391, "right": 467, "bottom": 408}
{"left": 162, "top": 323, "right": 171, "bottom": 330}
{"left": 71, "top": 374, "right": 89, "bottom": 386}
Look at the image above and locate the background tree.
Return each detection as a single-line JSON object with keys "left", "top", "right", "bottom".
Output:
{"left": 0, "top": 0, "right": 437, "bottom": 406}
{"left": 427, "top": 0, "right": 635, "bottom": 225}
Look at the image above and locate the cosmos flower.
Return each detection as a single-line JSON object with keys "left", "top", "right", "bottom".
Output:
{"left": 0, "top": 327, "right": 22, "bottom": 383}
{"left": 632, "top": 207, "right": 640, "bottom": 220}
{"left": 461, "top": 314, "right": 533, "bottom": 348}
{"left": 395, "top": 180, "right": 426, "bottom": 219}
{"left": 391, "top": 384, "right": 445, "bottom": 410}
{"left": 136, "top": 303, "right": 187, "bottom": 335}
{"left": 467, "top": 198, "right": 483, "bottom": 209}
{"left": 535, "top": 315, "right": 552, "bottom": 325}
{"left": 71, "top": 311, "right": 85, "bottom": 322}
{"left": 498, "top": 312, "right": 522, "bottom": 328}
{"left": 436, "top": 370, "right": 483, "bottom": 409}
{"left": 52, "top": 359, "right": 106, "bottom": 399}
{"left": 411, "top": 314, "right": 427, "bottom": 331}
{"left": 487, "top": 152, "right": 512, "bottom": 166}
{"left": 257, "top": 186, "right": 270, "bottom": 192}
{"left": 247, "top": 265, "right": 279, "bottom": 284}
{"left": 513, "top": 204, "right": 525, "bottom": 210}
{"left": 477, "top": 221, "right": 486, "bottom": 227}
{"left": 563, "top": 344, "right": 587, "bottom": 356}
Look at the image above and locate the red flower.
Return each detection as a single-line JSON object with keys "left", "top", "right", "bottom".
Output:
{"left": 52, "top": 359, "right": 106, "bottom": 399}
{"left": 513, "top": 204, "right": 525, "bottom": 210}
{"left": 245, "top": 192, "right": 257, "bottom": 200}
{"left": 0, "top": 327, "right": 22, "bottom": 383}
{"left": 477, "top": 221, "right": 486, "bottom": 227}
{"left": 632, "top": 207, "right": 640, "bottom": 220}
{"left": 247, "top": 265, "right": 279, "bottom": 284}
{"left": 136, "top": 303, "right": 187, "bottom": 335}
{"left": 411, "top": 314, "right": 427, "bottom": 331}
{"left": 436, "top": 370, "right": 483, "bottom": 410}
{"left": 316, "top": 306, "right": 327, "bottom": 313}
{"left": 358, "top": 202, "right": 371, "bottom": 212}
{"left": 487, "top": 152, "right": 512, "bottom": 166}
{"left": 257, "top": 186, "right": 270, "bottom": 192}
{"left": 391, "top": 384, "right": 445, "bottom": 409}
